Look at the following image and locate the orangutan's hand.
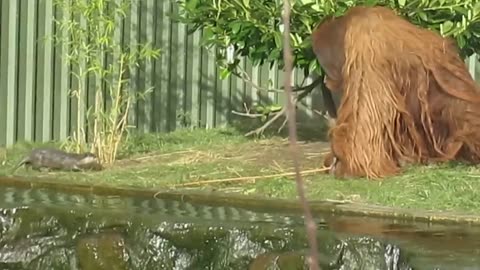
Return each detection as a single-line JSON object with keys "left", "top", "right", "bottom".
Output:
{"left": 323, "top": 151, "right": 347, "bottom": 177}
{"left": 329, "top": 156, "right": 338, "bottom": 175}
{"left": 323, "top": 151, "right": 339, "bottom": 175}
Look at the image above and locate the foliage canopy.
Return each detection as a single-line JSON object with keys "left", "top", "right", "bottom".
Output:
{"left": 177, "top": 0, "right": 480, "bottom": 77}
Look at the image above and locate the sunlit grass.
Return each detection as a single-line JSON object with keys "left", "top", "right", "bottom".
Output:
{"left": 253, "top": 163, "right": 480, "bottom": 213}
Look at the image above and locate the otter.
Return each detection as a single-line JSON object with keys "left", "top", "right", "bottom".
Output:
{"left": 12, "top": 148, "right": 103, "bottom": 173}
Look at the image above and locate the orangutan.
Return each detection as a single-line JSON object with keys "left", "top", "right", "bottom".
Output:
{"left": 311, "top": 5, "right": 480, "bottom": 179}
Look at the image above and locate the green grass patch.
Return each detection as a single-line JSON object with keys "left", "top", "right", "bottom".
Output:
{"left": 1, "top": 127, "right": 480, "bottom": 215}
{"left": 253, "top": 163, "right": 480, "bottom": 213}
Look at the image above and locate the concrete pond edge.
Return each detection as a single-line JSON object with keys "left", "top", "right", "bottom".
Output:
{"left": 0, "top": 175, "right": 479, "bottom": 226}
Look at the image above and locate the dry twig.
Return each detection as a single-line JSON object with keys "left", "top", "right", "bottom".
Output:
{"left": 132, "top": 150, "right": 196, "bottom": 161}
{"left": 168, "top": 167, "right": 329, "bottom": 188}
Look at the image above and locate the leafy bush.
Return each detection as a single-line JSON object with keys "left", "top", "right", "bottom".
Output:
{"left": 177, "top": 0, "right": 480, "bottom": 77}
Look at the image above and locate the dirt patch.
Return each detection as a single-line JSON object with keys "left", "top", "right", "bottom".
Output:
{"left": 111, "top": 140, "right": 331, "bottom": 171}
{"left": 238, "top": 140, "right": 331, "bottom": 169}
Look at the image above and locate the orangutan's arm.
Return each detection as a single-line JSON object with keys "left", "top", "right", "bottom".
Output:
{"left": 327, "top": 84, "right": 401, "bottom": 179}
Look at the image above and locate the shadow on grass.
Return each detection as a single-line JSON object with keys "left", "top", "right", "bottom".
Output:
{"left": 228, "top": 112, "right": 331, "bottom": 142}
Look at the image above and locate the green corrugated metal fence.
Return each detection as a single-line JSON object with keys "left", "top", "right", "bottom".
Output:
{"left": 1, "top": 1, "right": 480, "bottom": 147}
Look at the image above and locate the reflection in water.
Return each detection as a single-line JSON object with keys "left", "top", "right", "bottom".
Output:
{"left": 327, "top": 217, "right": 480, "bottom": 269}
{"left": 0, "top": 187, "right": 476, "bottom": 269}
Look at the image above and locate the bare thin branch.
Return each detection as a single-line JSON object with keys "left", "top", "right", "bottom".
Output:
{"left": 244, "top": 107, "right": 287, "bottom": 137}
{"left": 240, "top": 88, "right": 313, "bottom": 137}
{"left": 231, "top": 110, "right": 266, "bottom": 118}
{"left": 281, "top": 0, "right": 320, "bottom": 269}
{"left": 292, "top": 76, "right": 322, "bottom": 92}
{"left": 230, "top": 63, "right": 323, "bottom": 94}
{"left": 230, "top": 66, "right": 283, "bottom": 93}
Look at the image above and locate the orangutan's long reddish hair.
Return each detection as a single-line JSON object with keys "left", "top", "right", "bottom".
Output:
{"left": 311, "top": 6, "right": 480, "bottom": 179}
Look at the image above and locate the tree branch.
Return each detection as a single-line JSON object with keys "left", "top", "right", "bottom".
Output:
{"left": 231, "top": 111, "right": 265, "bottom": 118}
{"left": 281, "top": 0, "right": 320, "bottom": 267}
{"left": 229, "top": 64, "right": 324, "bottom": 94}
{"left": 226, "top": 51, "right": 334, "bottom": 140}
{"left": 244, "top": 106, "right": 287, "bottom": 137}
{"left": 230, "top": 66, "right": 283, "bottom": 93}
{"left": 234, "top": 86, "right": 319, "bottom": 137}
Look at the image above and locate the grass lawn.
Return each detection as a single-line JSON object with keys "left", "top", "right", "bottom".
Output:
{"left": 1, "top": 126, "right": 480, "bottom": 214}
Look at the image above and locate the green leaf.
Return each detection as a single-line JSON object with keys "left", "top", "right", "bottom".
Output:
{"left": 308, "top": 60, "right": 320, "bottom": 74}
{"left": 418, "top": 11, "right": 428, "bottom": 22}
{"left": 273, "top": 32, "right": 282, "bottom": 48}
{"left": 456, "top": 35, "right": 466, "bottom": 49}
{"left": 230, "top": 21, "right": 242, "bottom": 34}
{"left": 358, "top": 0, "right": 376, "bottom": 7}
{"left": 268, "top": 104, "right": 282, "bottom": 112}
{"left": 475, "top": 2, "right": 480, "bottom": 16}
{"left": 220, "top": 68, "right": 231, "bottom": 80}
{"left": 186, "top": 0, "right": 200, "bottom": 11}
{"left": 453, "top": 6, "right": 468, "bottom": 16}
{"left": 202, "top": 27, "right": 215, "bottom": 41}
{"left": 267, "top": 48, "right": 281, "bottom": 61}
{"left": 441, "top": 20, "right": 454, "bottom": 35}
{"left": 398, "top": 0, "right": 406, "bottom": 8}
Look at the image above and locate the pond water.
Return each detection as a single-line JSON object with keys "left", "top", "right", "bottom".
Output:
{"left": 0, "top": 185, "right": 478, "bottom": 270}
